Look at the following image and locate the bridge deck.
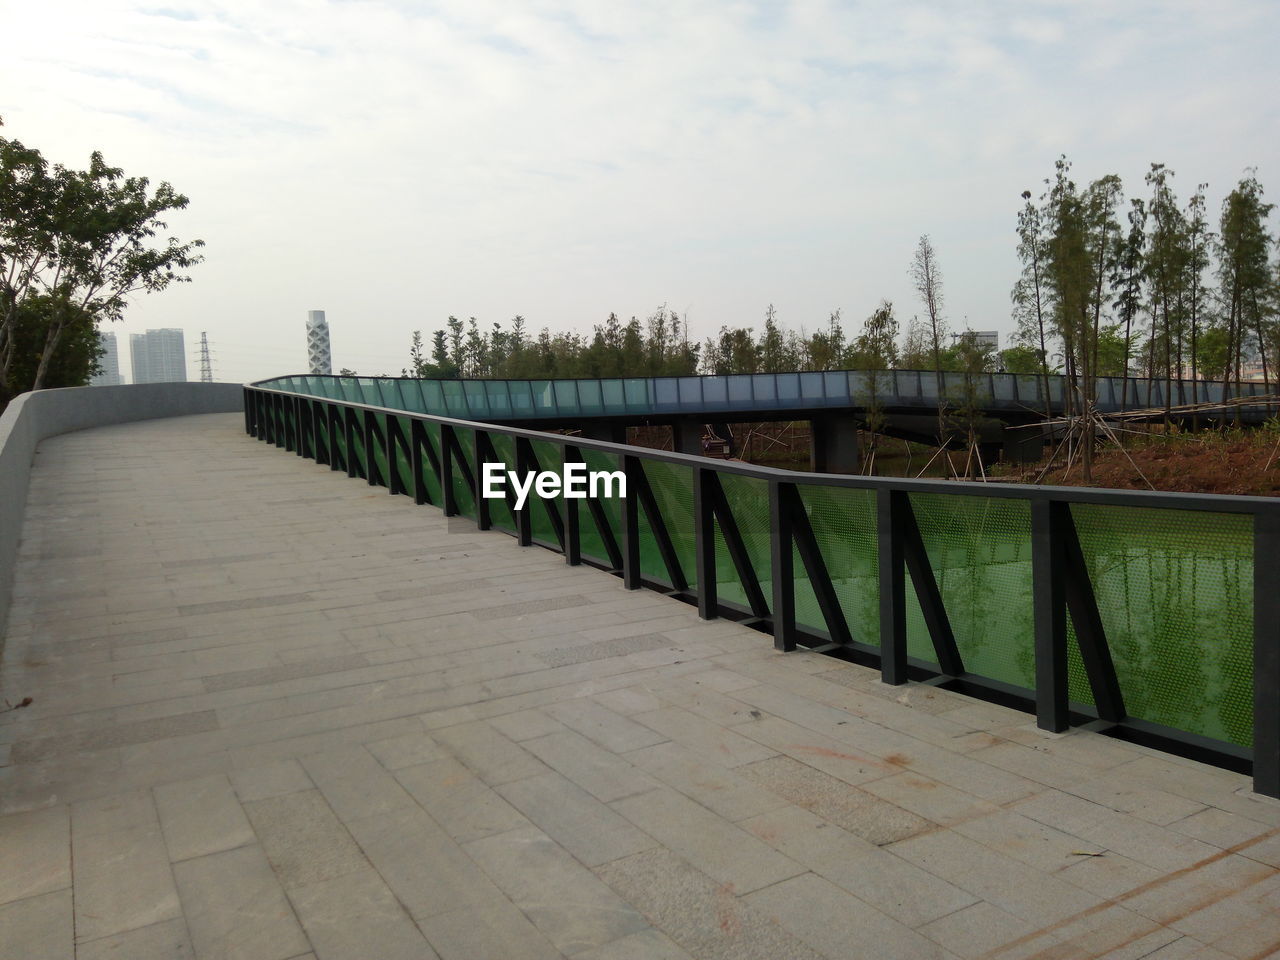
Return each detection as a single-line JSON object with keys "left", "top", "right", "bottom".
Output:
{"left": 2, "top": 414, "right": 1279, "bottom": 960}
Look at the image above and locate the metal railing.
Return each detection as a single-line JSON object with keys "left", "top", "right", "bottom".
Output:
{"left": 243, "top": 383, "right": 1280, "bottom": 798}
{"left": 254, "top": 370, "right": 1278, "bottom": 423}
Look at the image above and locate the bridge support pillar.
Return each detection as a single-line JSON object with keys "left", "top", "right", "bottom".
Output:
{"left": 1003, "top": 427, "right": 1046, "bottom": 465}
{"left": 580, "top": 423, "right": 627, "bottom": 445}
{"left": 673, "top": 421, "right": 704, "bottom": 456}
{"left": 810, "top": 415, "right": 860, "bottom": 474}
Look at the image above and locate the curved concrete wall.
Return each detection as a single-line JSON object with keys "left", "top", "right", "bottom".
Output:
{"left": 0, "top": 383, "right": 244, "bottom": 642}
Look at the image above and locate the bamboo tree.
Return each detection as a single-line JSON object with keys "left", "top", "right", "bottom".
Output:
{"left": 1217, "top": 173, "right": 1275, "bottom": 415}
{"left": 1111, "top": 197, "right": 1147, "bottom": 409}
{"left": 910, "top": 234, "right": 947, "bottom": 442}
{"left": 1012, "top": 190, "right": 1052, "bottom": 419}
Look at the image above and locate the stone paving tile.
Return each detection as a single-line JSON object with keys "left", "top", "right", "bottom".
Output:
{"left": 596, "top": 848, "right": 825, "bottom": 960}
{"left": 497, "top": 770, "right": 657, "bottom": 866}
{"left": 0, "top": 805, "right": 69, "bottom": 905}
{"left": 395, "top": 756, "right": 532, "bottom": 842}
{"left": 486, "top": 708, "right": 568, "bottom": 742}
{"left": 545, "top": 698, "right": 670, "bottom": 753}
{"left": 420, "top": 902, "right": 565, "bottom": 960}
{"left": 631, "top": 704, "right": 777, "bottom": 767}
{"left": 738, "top": 805, "right": 978, "bottom": 928}
{"left": 0, "top": 888, "right": 73, "bottom": 960}
{"left": 917, "top": 901, "right": 1043, "bottom": 960}
{"left": 10, "top": 709, "right": 219, "bottom": 763}
{"left": 173, "top": 844, "right": 311, "bottom": 960}
{"left": 888, "top": 828, "right": 1106, "bottom": 928}
{"left": 201, "top": 653, "right": 370, "bottom": 693}
{"left": 536, "top": 632, "right": 674, "bottom": 667}
{"left": 154, "top": 772, "right": 255, "bottom": 862}
{"left": 241, "top": 790, "right": 369, "bottom": 888}
{"left": 430, "top": 719, "right": 551, "bottom": 785}
{"left": 572, "top": 928, "right": 694, "bottom": 960}
{"left": 611, "top": 786, "right": 805, "bottom": 894}
{"left": 739, "top": 754, "right": 933, "bottom": 845}
{"left": 1012, "top": 788, "right": 1221, "bottom": 873}
{"left": 465, "top": 825, "right": 650, "bottom": 954}
{"left": 229, "top": 758, "right": 314, "bottom": 802}
{"left": 71, "top": 791, "right": 183, "bottom": 943}
{"left": 365, "top": 730, "right": 446, "bottom": 769}
{"left": 625, "top": 740, "right": 790, "bottom": 822}
{"left": 521, "top": 728, "right": 659, "bottom": 802}
{"left": 472, "top": 594, "right": 592, "bottom": 620}
{"left": 76, "top": 917, "right": 195, "bottom": 960}
{"left": 284, "top": 867, "right": 439, "bottom": 960}
{"left": 744, "top": 872, "right": 955, "bottom": 960}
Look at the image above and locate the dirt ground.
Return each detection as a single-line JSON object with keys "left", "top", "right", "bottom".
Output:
{"left": 998, "top": 431, "right": 1280, "bottom": 496}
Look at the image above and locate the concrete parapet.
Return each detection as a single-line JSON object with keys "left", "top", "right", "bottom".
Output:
{"left": 0, "top": 383, "right": 244, "bottom": 644}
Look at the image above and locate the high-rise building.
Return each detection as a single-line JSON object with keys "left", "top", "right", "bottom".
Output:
{"left": 89, "top": 330, "right": 123, "bottom": 386}
{"left": 129, "top": 329, "right": 187, "bottom": 384}
{"left": 306, "top": 310, "right": 332, "bottom": 375}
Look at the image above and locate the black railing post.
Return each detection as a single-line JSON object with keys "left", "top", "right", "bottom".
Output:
{"left": 694, "top": 467, "right": 717, "bottom": 619}
{"left": 474, "top": 430, "right": 492, "bottom": 530}
{"left": 295, "top": 397, "right": 307, "bottom": 457}
{"left": 621, "top": 455, "right": 641, "bottom": 589}
{"left": 328, "top": 404, "right": 343, "bottom": 472}
{"left": 410, "top": 421, "right": 429, "bottom": 505}
{"left": 877, "top": 488, "right": 907, "bottom": 685}
{"left": 1032, "top": 498, "right": 1069, "bottom": 732}
{"left": 243, "top": 389, "right": 253, "bottom": 434}
{"left": 313, "top": 401, "right": 328, "bottom": 465}
{"left": 514, "top": 438, "right": 533, "bottom": 547}
{"left": 770, "top": 478, "right": 797, "bottom": 651}
{"left": 1254, "top": 506, "right": 1280, "bottom": 798}
{"left": 363, "top": 410, "right": 379, "bottom": 487}
{"left": 563, "top": 444, "right": 581, "bottom": 566}
{"left": 440, "top": 424, "right": 457, "bottom": 517}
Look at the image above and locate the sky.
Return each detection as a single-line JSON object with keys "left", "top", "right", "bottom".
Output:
{"left": 3, "top": 0, "right": 1278, "bottom": 385}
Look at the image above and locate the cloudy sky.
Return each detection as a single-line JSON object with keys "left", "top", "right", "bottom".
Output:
{"left": 3, "top": 0, "right": 1278, "bottom": 384}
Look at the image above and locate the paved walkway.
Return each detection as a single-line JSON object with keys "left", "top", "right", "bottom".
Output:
{"left": 2, "top": 414, "right": 1280, "bottom": 960}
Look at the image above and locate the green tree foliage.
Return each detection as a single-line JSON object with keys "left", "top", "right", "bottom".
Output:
{"left": 0, "top": 119, "right": 204, "bottom": 402}
{"left": 1216, "top": 172, "right": 1275, "bottom": 402}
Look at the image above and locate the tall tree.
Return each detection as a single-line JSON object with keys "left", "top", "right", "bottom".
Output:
{"left": 1012, "top": 190, "right": 1053, "bottom": 418}
{"left": 1110, "top": 197, "right": 1147, "bottom": 408}
{"left": 1217, "top": 173, "right": 1275, "bottom": 410}
{"left": 0, "top": 122, "right": 203, "bottom": 402}
{"left": 910, "top": 235, "right": 947, "bottom": 441}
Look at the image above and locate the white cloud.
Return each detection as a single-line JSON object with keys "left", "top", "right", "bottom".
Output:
{"left": 2, "top": 0, "right": 1277, "bottom": 382}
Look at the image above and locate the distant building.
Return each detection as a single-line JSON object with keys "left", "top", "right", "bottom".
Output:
{"left": 970, "top": 330, "right": 999, "bottom": 352}
{"left": 130, "top": 329, "right": 187, "bottom": 383}
{"left": 89, "top": 330, "right": 123, "bottom": 386}
{"left": 306, "top": 310, "right": 332, "bottom": 375}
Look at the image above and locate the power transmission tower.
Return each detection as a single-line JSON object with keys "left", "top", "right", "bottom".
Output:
{"left": 198, "top": 332, "right": 214, "bottom": 383}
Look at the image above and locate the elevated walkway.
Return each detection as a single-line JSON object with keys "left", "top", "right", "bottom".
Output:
{"left": 2, "top": 414, "right": 1278, "bottom": 958}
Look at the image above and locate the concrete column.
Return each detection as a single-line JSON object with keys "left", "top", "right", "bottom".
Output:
{"left": 673, "top": 420, "right": 704, "bottom": 456}
{"left": 1002, "top": 426, "right": 1046, "bottom": 465}
{"left": 580, "top": 423, "right": 627, "bottom": 444}
{"left": 810, "top": 415, "right": 860, "bottom": 473}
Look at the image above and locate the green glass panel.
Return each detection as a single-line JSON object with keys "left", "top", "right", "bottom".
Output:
{"left": 486, "top": 434, "right": 518, "bottom": 533}
{"left": 449, "top": 427, "right": 478, "bottom": 521}
{"left": 714, "top": 475, "right": 771, "bottom": 614}
{"left": 905, "top": 494, "right": 1035, "bottom": 686}
{"left": 577, "top": 450, "right": 621, "bottom": 567}
{"left": 529, "top": 440, "right": 565, "bottom": 547}
{"left": 391, "top": 416, "right": 412, "bottom": 493}
{"left": 1070, "top": 504, "right": 1253, "bottom": 747}
{"left": 637, "top": 461, "right": 697, "bottom": 590}
{"left": 419, "top": 422, "right": 443, "bottom": 505}
{"left": 796, "top": 486, "right": 878, "bottom": 646}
